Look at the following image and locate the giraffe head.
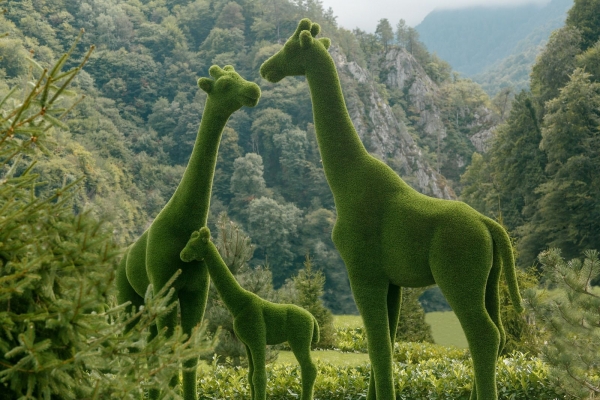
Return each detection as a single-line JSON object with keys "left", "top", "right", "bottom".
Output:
{"left": 180, "top": 227, "right": 212, "bottom": 263}
{"left": 198, "top": 65, "right": 261, "bottom": 113}
{"left": 259, "top": 18, "right": 331, "bottom": 83}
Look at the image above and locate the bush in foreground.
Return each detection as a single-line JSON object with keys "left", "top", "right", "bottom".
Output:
{"left": 198, "top": 344, "right": 565, "bottom": 399}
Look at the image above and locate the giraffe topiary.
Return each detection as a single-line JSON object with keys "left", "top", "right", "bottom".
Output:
{"left": 259, "top": 18, "right": 524, "bottom": 400}
{"left": 181, "top": 227, "right": 319, "bottom": 400}
{"left": 115, "top": 65, "right": 260, "bottom": 400}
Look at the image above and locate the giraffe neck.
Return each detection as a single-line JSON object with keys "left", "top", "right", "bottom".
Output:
{"left": 305, "top": 49, "right": 372, "bottom": 197}
{"left": 158, "top": 99, "right": 229, "bottom": 230}
{"left": 205, "top": 244, "right": 252, "bottom": 316}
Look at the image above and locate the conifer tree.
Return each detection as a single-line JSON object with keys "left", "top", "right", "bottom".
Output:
{"left": 525, "top": 249, "right": 600, "bottom": 398}
{"left": 523, "top": 69, "right": 600, "bottom": 262}
{"left": 0, "top": 36, "right": 211, "bottom": 400}
{"left": 396, "top": 288, "right": 434, "bottom": 343}
{"left": 291, "top": 255, "right": 336, "bottom": 348}
{"left": 566, "top": 0, "right": 600, "bottom": 50}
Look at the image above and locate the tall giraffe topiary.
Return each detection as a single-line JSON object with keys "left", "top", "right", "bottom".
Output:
{"left": 260, "top": 18, "right": 523, "bottom": 400}
{"left": 180, "top": 227, "right": 319, "bottom": 400}
{"left": 116, "top": 65, "right": 260, "bottom": 400}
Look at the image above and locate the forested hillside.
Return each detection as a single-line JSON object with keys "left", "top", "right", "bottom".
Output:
{"left": 461, "top": 0, "right": 600, "bottom": 268}
{"left": 417, "top": 0, "right": 572, "bottom": 94}
{"left": 0, "top": 0, "right": 502, "bottom": 313}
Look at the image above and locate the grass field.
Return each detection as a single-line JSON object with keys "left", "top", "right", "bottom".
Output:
{"left": 276, "top": 312, "right": 467, "bottom": 365}
{"left": 331, "top": 313, "right": 467, "bottom": 348}
{"left": 276, "top": 349, "right": 370, "bottom": 366}
{"left": 425, "top": 311, "right": 467, "bottom": 348}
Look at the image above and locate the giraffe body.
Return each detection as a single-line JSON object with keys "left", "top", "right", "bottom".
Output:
{"left": 181, "top": 228, "right": 319, "bottom": 400}
{"left": 115, "top": 65, "right": 260, "bottom": 400}
{"left": 260, "top": 19, "right": 523, "bottom": 400}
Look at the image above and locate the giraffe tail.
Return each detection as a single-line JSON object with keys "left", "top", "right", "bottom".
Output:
{"left": 311, "top": 315, "right": 320, "bottom": 345}
{"left": 483, "top": 217, "right": 524, "bottom": 313}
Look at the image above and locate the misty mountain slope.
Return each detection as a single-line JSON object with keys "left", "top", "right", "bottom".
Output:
{"left": 473, "top": 1, "right": 572, "bottom": 95}
{"left": 416, "top": 0, "right": 573, "bottom": 77}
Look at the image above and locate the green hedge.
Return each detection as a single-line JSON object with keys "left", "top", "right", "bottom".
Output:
{"left": 197, "top": 347, "right": 565, "bottom": 399}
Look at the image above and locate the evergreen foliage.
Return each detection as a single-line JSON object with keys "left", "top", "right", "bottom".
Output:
{"left": 0, "top": 38, "right": 211, "bottom": 400}
{"left": 566, "top": 0, "right": 600, "bottom": 50}
{"left": 525, "top": 249, "right": 600, "bottom": 398}
{"left": 527, "top": 69, "right": 600, "bottom": 262}
{"left": 461, "top": 0, "right": 600, "bottom": 269}
{"left": 396, "top": 288, "right": 434, "bottom": 344}
{"left": 530, "top": 26, "right": 582, "bottom": 112}
{"left": 289, "top": 256, "right": 336, "bottom": 348}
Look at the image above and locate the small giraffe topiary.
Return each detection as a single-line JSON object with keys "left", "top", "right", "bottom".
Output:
{"left": 115, "top": 65, "right": 260, "bottom": 400}
{"left": 181, "top": 227, "right": 320, "bottom": 400}
{"left": 260, "top": 18, "right": 523, "bottom": 400}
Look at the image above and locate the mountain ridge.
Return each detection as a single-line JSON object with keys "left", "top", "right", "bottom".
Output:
{"left": 416, "top": 0, "right": 573, "bottom": 78}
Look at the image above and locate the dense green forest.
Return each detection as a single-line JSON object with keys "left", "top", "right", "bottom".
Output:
{"left": 0, "top": 0, "right": 506, "bottom": 314}
{"left": 461, "top": 0, "right": 600, "bottom": 269}
{"left": 1, "top": 0, "right": 599, "bottom": 397}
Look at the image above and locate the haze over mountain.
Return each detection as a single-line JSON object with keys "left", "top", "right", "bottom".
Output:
{"left": 416, "top": 0, "right": 573, "bottom": 78}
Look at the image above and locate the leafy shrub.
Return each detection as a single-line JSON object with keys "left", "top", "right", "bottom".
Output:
{"left": 333, "top": 326, "right": 368, "bottom": 353}
{"left": 197, "top": 346, "right": 565, "bottom": 399}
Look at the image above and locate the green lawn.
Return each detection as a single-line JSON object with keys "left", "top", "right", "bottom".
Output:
{"left": 333, "top": 312, "right": 467, "bottom": 349}
{"left": 275, "top": 312, "right": 467, "bottom": 366}
{"left": 425, "top": 311, "right": 468, "bottom": 348}
{"left": 276, "top": 350, "right": 370, "bottom": 366}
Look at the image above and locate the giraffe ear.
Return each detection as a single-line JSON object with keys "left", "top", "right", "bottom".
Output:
{"left": 310, "top": 23, "right": 320, "bottom": 37}
{"left": 198, "top": 78, "right": 213, "bottom": 94}
{"left": 319, "top": 37, "right": 331, "bottom": 50}
{"left": 299, "top": 30, "right": 313, "bottom": 48}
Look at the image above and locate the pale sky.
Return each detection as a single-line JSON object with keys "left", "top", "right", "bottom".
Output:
{"left": 320, "top": 0, "right": 551, "bottom": 32}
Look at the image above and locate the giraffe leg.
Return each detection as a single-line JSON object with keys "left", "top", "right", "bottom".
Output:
{"left": 436, "top": 277, "right": 500, "bottom": 400}
{"left": 178, "top": 276, "right": 209, "bottom": 400}
{"left": 288, "top": 312, "right": 318, "bottom": 400}
{"left": 245, "top": 344, "right": 255, "bottom": 400}
{"left": 367, "top": 283, "right": 401, "bottom": 400}
{"left": 247, "top": 341, "right": 267, "bottom": 400}
{"left": 486, "top": 255, "right": 505, "bottom": 357}
{"left": 350, "top": 278, "right": 395, "bottom": 400}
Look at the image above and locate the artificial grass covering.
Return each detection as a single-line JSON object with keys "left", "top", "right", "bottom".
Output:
{"left": 115, "top": 65, "right": 260, "bottom": 400}
{"left": 181, "top": 227, "right": 320, "bottom": 400}
{"left": 260, "top": 18, "right": 524, "bottom": 400}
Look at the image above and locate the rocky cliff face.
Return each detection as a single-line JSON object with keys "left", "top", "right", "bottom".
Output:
{"left": 329, "top": 46, "right": 455, "bottom": 200}
{"left": 383, "top": 49, "right": 447, "bottom": 142}
{"left": 380, "top": 47, "right": 497, "bottom": 187}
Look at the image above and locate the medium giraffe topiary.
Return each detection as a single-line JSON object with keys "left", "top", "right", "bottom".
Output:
{"left": 260, "top": 18, "right": 523, "bottom": 400}
{"left": 181, "top": 227, "right": 320, "bottom": 400}
{"left": 115, "top": 65, "right": 260, "bottom": 400}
